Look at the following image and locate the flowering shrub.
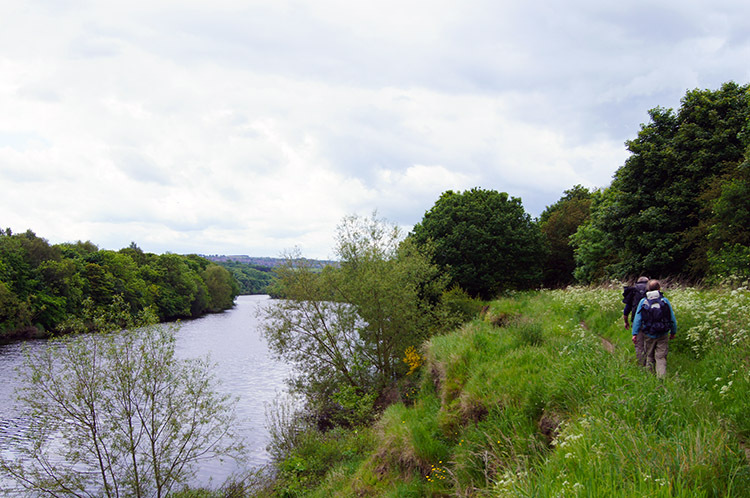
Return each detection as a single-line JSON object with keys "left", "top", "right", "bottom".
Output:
{"left": 671, "top": 286, "right": 750, "bottom": 357}
{"left": 403, "top": 346, "right": 423, "bottom": 375}
{"left": 545, "top": 286, "right": 622, "bottom": 316}
{"left": 545, "top": 285, "right": 750, "bottom": 359}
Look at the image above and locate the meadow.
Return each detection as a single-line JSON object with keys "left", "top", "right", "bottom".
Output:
{"left": 262, "top": 284, "right": 750, "bottom": 497}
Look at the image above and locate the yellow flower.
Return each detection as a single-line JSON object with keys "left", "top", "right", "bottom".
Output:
{"left": 403, "top": 346, "right": 422, "bottom": 375}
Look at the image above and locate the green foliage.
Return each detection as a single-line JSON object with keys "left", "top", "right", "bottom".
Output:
{"left": 332, "top": 385, "right": 378, "bottom": 427}
{"left": 438, "top": 286, "right": 484, "bottom": 330}
{"left": 262, "top": 213, "right": 452, "bottom": 429}
{"left": 538, "top": 185, "right": 593, "bottom": 287}
{"left": 270, "top": 426, "right": 376, "bottom": 498}
{"left": 410, "top": 187, "right": 545, "bottom": 299}
{"left": 707, "top": 243, "right": 750, "bottom": 284}
{"left": 0, "top": 279, "right": 32, "bottom": 333}
{"left": 576, "top": 82, "right": 750, "bottom": 282}
{"left": 708, "top": 161, "right": 750, "bottom": 249}
{"left": 218, "top": 260, "right": 275, "bottom": 294}
{"left": 203, "top": 264, "right": 240, "bottom": 311}
{"left": 274, "top": 287, "right": 750, "bottom": 497}
{"left": 570, "top": 187, "right": 620, "bottom": 283}
{"left": 0, "top": 315, "right": 244, "bottom": 497}
{"left": 0, "top": 230, "right": 240, "bottom": 336}
{"left": 146, "top": 253, "right": 202, "bottom": 318}
{"left": 705, "top": 155, "right": 750, "bottom": 283}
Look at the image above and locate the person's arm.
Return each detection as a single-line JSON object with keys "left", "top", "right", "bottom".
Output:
{"left": 665, "top": 297, "right": 677, "bottom": 339}
{"left": 631, "top": 300, "right": 643, "bottom": 344}
{"left": 633, "top": 297, "right": 646, "bottom": 336}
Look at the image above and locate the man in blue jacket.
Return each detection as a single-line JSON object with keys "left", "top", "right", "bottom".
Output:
{"left": 631, "top": 279, "right": 677, "bottom": 378}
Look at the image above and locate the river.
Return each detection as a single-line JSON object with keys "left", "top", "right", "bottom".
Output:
{"left": 0, "top": 295, "right": 289, "bottom": 491}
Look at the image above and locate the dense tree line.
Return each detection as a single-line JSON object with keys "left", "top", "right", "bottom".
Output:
{"left": 410, "top": 82, "right": 749, "bottom": 295}
{"left": 215, "top": 260, "right": 275, "bottom": 294}
{"left": 570, "top": 81, "right": 750, "bottom": 283}
{"left": 0, "top": 230, "right": 239, "bottom": 338}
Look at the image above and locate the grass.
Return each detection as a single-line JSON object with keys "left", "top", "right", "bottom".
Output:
{"left": 256, "top": 285, "right": 750, "bottom": 497}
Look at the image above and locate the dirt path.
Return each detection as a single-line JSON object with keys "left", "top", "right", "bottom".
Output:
{"left": 580, "top": 321, "right": 616, "bottom": 353}
{"left": 600, "top": 336, "right": 616, "bottom": 353}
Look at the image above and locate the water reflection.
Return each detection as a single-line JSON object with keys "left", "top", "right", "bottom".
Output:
{"left": 0, "top": 295, "right": 289, "bottom": 491}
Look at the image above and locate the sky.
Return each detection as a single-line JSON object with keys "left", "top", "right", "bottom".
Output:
{"left": 1, "top": 1, "right": 749, "bottom": 259}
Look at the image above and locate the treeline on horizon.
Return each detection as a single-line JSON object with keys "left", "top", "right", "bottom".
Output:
{"left": 212, "top": 259, "right": 275, "bottom": 295}
{"left": 0, "top": 236, "right": 241, "bottom": 339}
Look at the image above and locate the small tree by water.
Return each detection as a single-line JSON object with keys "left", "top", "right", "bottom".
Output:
{"left": 0, "top": 322, "right": 244, "bottom": 498}
{"left": 262, "top": 213, "right": 450, "bottom": 428}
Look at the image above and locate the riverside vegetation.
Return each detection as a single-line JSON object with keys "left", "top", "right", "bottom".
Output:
{"left": 249, "top": 284, "right": 750, "bottom": 498}
{"left": 0, "top": 234, "right": 240, "bottom": 340}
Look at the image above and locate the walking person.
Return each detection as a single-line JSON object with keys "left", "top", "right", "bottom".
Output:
{"left": 631, "top": 279, "right": 677, "bottom": 378}
{"left": 623, "top": 276, "right": 649, "bottom": 366}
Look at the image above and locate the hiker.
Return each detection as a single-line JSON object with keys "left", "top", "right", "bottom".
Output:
{"left": 631, "top": 279, "right": 677, "bottom": 378}
{"left": 623, "top": 276, "right": 649, "bottom": 366}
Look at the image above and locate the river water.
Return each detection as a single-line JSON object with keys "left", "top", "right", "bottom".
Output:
{"left": 0, "top": 295, "right": 289, "bottom": 491}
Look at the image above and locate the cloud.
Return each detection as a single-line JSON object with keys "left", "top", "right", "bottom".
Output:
{"left": 1, "top": 0, "right": 749, "bottom": 257}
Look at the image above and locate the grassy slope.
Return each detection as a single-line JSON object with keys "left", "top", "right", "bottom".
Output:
{"left": 277, "top": 286, "right": 750, "bottom": 497}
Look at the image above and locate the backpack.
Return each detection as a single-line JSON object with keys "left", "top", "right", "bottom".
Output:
{"left": 641, "top": 292, "right": 672, "bottom": 335}
{"left": 623, "top": 282, "right": 647, "bottom": 316}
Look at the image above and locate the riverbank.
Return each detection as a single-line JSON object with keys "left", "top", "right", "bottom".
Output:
{"left": 256, "top": 286, "right": 750, "bottom": 497}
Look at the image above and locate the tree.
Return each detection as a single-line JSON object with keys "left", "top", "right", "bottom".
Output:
{"left": 705, "top": 150, "right": 750, "bottom": 281}
{"left": 410, "top": 188, "right": 545, "bottom": 299}
{"left": 538, "top": 185, "right": 593, "bottom": 287}
{"left": 144, "top": 254, "right": 201, "bottom": 320}
{"left": 570, "top": 188, "right": 620, "bottom": 283}
{"left": 261, "top": 213, "right": 449, "bottom": 427}
{"left": 218, "top": 261, "right": 274, "bottom": 295}
{"left": 202, "top": 264, "right": 238, "bottom": 311}
{"left": 0, "top": 279, "right": 32, "bottom": 333}
{"left": 0, "top": 315, "right": 243, "bottom": 498}
{"left": 593, "top": 82, "right": 750, "bottom": 280}
{"left": 94, "top": 250, "right": 150, "bottom": 312}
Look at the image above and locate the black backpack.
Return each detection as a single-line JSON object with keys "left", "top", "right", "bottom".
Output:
{"left": 623, "top": 282, "right": 647, "bottom": 315}
{"left": 641, "top": 294, "right": 672, "bottom": 335}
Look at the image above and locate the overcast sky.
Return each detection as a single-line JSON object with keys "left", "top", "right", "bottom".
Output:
{"left": 1, "top": 1, "right": 749, "bottom": 259}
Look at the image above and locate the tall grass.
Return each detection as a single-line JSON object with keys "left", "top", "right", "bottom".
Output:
{"left": 262, "top": 285, "right": 750, "bottom": 497}
{"left": 370, "top": 286, "right": 750, "bottom": 497}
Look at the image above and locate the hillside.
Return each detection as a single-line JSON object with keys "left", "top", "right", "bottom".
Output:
{"left": 201, "top": 255, "right": 337, "bottom": 269}
{"left": 200, "top": 255, "right": 339, "bottom": 295}
{"left": 263, "top": 286, "right": 750, "bottom": 497}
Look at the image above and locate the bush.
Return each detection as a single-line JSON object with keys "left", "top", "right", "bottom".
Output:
{"left": 0, "top": 321, "right": 243, "bottom": 497}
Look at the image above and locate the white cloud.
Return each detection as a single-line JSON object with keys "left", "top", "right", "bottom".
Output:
{"left": 1, "top": 0, "right": 749, "bottom": 257}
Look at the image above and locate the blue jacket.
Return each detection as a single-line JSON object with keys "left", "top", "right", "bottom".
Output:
{"left": 631, "top": 293, "right": 677, "bottom": 338}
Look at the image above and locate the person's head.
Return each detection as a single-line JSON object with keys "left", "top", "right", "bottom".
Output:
{"left": 637, "top": 276, "right": 649, "bottom": 284}
{"left": 647, "top": 279, "right": 661, "bottom": 291}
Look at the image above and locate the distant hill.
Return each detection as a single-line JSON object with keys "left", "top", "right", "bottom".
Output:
{"left": 200, "top": 255, "right": 337, "bottom": 269}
